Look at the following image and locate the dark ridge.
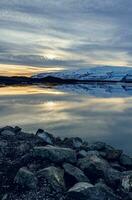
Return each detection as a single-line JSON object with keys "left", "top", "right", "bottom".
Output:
{"left": 0, "top": 75, "right": 131, "bottom": 86}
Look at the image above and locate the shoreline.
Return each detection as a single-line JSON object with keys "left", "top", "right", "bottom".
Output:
{"left": 0, "top": 126, "right": 132, "bottom": 200}
{"left": 0, "top": 76, "right": 132, "bottom": 86}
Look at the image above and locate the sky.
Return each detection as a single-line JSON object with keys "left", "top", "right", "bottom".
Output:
{"left": 0, "top": 0, "right": 132, "bottom": 76}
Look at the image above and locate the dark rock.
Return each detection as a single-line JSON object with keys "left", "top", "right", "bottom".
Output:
{"left": 32, "top": 145, "right": 77, "bottom": 163}
{"left": 37, "top": 166, "right": 65, "bottom": 190}
{"left": 104, "top": 168, "right": 121, "bottom": 189}
{"left": 102, "top": 149, "right": 122, "bottom": 161}
{"left": 110, "top": 162, "right": 126, "bottom": 172}
{"left": 0, "top": 130, "right": 15, "bottom": 138}
{"left": 66, "top": 182, "right": 120, "bottom": 200}
{"left": 36, "top": 129, "right": 54, "bottom": 145}
{"left": 14, "top": 126, "right": 21, "bottom": 133}
{"left": 78, "top": 150, "right": 100, "bottom": 159}
{"left": 63, "top": 163, "right": 89, "bottom": 187}
{"left": 119, "top": 154, "right": 132, "bottom": 168}
{"left": 1, "top": 194, "right": 8, "bottom": 200}
{"left": 14, "top": 167, "right": 38, "bottom": 190}
{"left": 78, "top": 154, "right": 110, "bottom": 183}
{"left": 16, "top": 143, "right": 31, "bottom": 157}
{"left": 77, "top": 150, "right": 87, "bottom": 158}
{"left": 63, "top": 137, "right": 83, "bottom": 149}
{"left": 84, "top": 142, "right": 106, "bottom": 151}
{"left": 87, "top": 150, "right": 100, "bottom": 156}
{"left": 121, "top": 171, "right": 132, "bottom": 192}
{"left": 0, "top": 126, "right": 14, "bottom": 132}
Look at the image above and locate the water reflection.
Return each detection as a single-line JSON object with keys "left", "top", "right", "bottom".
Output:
{"left": 0, "top": 84, "right": 132, "bottom": 154}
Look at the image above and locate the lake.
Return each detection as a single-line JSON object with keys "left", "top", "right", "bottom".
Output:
{"left": 0, "top": 83, "right": 132, "bottom": 155}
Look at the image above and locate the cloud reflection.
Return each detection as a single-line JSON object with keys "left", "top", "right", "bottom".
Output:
{"left": 0, "top": 85, "right": 132, "bottom": 153}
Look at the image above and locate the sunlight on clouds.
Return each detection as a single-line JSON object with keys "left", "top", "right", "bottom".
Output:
{"left": 0, "top": 64, "right": 64, "bottom": 76}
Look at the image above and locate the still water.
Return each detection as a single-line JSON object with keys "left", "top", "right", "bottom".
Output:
{"left": 0, "top": 83, "right": 132, "bottom": 154}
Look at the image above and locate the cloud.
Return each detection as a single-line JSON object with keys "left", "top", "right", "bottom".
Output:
{"left": 0, "top": 0, "right": 132, "bottom": 70}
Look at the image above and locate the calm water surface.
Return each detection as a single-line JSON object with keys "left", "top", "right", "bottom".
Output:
{"left": 0, "top": 84, "right": 132, "bottom": 154}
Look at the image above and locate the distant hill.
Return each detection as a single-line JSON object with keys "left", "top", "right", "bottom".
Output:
{"left": 32, "top": 66, "right": 132, "bottom": 82}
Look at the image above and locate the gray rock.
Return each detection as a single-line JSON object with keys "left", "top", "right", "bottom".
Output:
{"left": 102, "top": 149, "right": 122, "bottom": 161}
{"left": 1, "top": 194, "right": 8, "bottom": 200}
{"left": 63, "top": 163, "right": 89, "bottom": 186}
{"left": 87, "top": 150, "right": 100, "bottom": 156}
{"left": 16, "top": 143, "right": 31, "bottom": 156}
{"left": 66, "top": 182, "right": 120, "bottom": 200}
{"left": 37, "top": 166, "right": 65, "bottom": 190}
{"left": 84, "top": 142, "right": 106, "bottom": 151}
{"left": 36, "top": 129, "right": 54, "bottom": 145}
{"left": 78, "top": 154, "right": 110, "bottom": 182}
{"left": 78, "top": 150, "right": 87, "bottom": 158}
{"left": 32, "top": 145, "right": 77, "bottom": 163}
{"left": 110, "top": 162, "right": 126, "bottom": 172}
{"left": 121, "top": 171, "right": 132, "bottom": 192}
{"left": 104, "top": 168, "right": 121, "bottom": 189}
{"left": 63, "top": 137, "right": 83, "bottom": 149}
{"left": 14, "top": 126, "right": 21, "bottom": 133}
{"left": 0, "top": 130, "right": 15, "bottom": 137}
{"left": 0, "top": 126, "right": 14, "bottom": 132}
{"left": 14, "top": 167, "right": 38, "bottom": 190}
{"left": 119, "top": 154, "right": 132, "bottom": 167}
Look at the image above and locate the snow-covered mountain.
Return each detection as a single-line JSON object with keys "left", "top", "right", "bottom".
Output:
{"left": 32, "top": 66, "right": 132, "bottom": 82}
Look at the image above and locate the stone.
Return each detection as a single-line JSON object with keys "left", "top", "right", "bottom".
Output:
{"left": 102, "top": 149, "right": 122, "bottom": 161}
{"left": 0, "top": 130, "right": 15, "bottom": 137}
{"left": 32, "top": 145, "right": 77, "bottom": 163}
{"left": 63, "top": 163, "right": 89, "bottom": 187}
{"left": 63, "top": 137, "right": 83, "bottom": 149}
{"left": 121, "top": 171, "right": 132, "bottom": 192}
{"left": 14, "top": 126, "right": 21, "bottom": 133}
{"left": 16, "top": 143, "right": 31, "bottom": 156}
{"left": 119, "top": 154, "right": 132, "bottom": 168}
{"left": 104, "top": 168, "right": 121, "bottom": 189}
{"left": 78, "top": 150, "right": 87, "bottom": 158}
{"left": 110, "top": 163, "right": 126, "bottom": 172}
{"left": 14, "top": 167, "right": 38, "bottom": 190}
{"left": 66, "top": 182, "right": 120, "bottom": 200}
{"left": 37, "top": 166, "right": 65, "bottom": 190}
{"left": 84, "top": 142, "right": 106, "bottom": 151}
{"left": 0, "top": 126, "right": 14, "bottom": 132}
{"left": 78, "top": 154, "right": 110, "bottom": 182}
{"left": 36, "top": 129, "right": 54, "bottom": 145}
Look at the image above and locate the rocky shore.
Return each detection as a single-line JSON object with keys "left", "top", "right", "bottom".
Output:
{"left": 0, "top": 127, "right": 132, "bottom": 199}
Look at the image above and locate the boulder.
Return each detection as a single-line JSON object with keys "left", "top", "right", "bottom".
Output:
{"left": 16, "top": 143, "right": 31, "bottom": 156}
{"left": 32, "top": 145, "right": 77, "bottom": 163}
{"left": 36, "top": 129, "right": 54, "bottom": 145}
{"left": 101, "top": 149, "right": 122, "bottom": 161}
{"left": 84, "top": 142, "right": 106, "bottom": 151}
{"left": 121, "top": 171, "right": 132, "bottom": 192}
{"left": 14, "top": 167, "right": 38, "bottom": 190}
{"left": 66, "top": 182, "right": 120, "bottom": 200}
{"left": 63, "top": 163, "right": 89, "bottom": 187}
{"left": 78, "top": 150, "right": 87, "bottom": 158}
{"left": 78, "top": 154, "right": 110, "bottom": 182}
{"left": 63, "top": 137, "right": 83, "bottom": 149}
{"left": 104, "top": 168, "right": 121, "bottom": 189}
{"left": 14, "top": 126, "right": 21, "bottom": 133}
{"left": 110, "top": 163, "right": 126, "bottom": 172}
{"left": 37, "top": 166, "right": 65, "bottom": 190}
{"left": 78, "top": 150, "right": 100, "bottom": 159}
{"left": 0, "top": 130, "right": 15, "bottom": 138}
{"left": 119, "top": 154, "right": 132, "bottom": 168}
